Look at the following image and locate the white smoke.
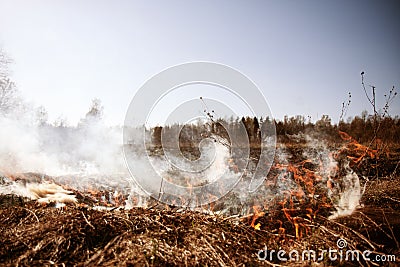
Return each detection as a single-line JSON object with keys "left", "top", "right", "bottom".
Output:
{"left": 0, "top": 120, "right": 126, "bottom": 178}
{"left": 221, "top": 133, "right": 363, "bottom": 218}
{"left": 301, "top": 134, "right": 362, "bottom": 218}
{"left": 0, "top": 87, "right": 363, "bottom": 214}
{"left": 328, "top": 168, "right": 362, "bottom": 219}
{"left": 123, "top": 135, "right": 239, "bottom": 208}
{"left": 0, "top": 92, "right": 137, "bottom": 208}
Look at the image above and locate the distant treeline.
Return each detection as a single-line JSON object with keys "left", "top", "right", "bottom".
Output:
{"left": 152, "top": 113, "right": 400, "bottom": 147}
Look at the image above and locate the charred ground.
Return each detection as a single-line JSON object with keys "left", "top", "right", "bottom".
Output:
{"left": 0, "top": 173, "right": 399, "bottom": 266}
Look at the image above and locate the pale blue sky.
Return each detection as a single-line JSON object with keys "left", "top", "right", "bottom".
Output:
{"left": 0, "top": 0, "right": 399, "bottom": 126}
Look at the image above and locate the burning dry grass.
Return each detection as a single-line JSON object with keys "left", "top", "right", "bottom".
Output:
{"left": 1, "top": 131, "right": 399, "bottom": 266}
{"left": 1, "top": 177, "right": 399, "bottom": 267}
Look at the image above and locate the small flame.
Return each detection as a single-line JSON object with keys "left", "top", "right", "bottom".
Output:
{"left": 250, "top": 205, "right": 265, "bottom": 229}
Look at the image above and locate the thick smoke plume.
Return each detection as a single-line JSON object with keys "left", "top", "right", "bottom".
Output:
{"left": 0, "top": 87, "right": 133, "bottom": 204}
{"left": 0, "top": 99, "right": 125, "bottom": 177}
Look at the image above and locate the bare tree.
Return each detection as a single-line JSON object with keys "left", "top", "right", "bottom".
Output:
{"left": 78, "top": 98, "right": 104, "bottom": 127}
{"left": 36, "top": 105, "right": 49, "bottom": 126}
{"left": 86, "top": 98, "right": 104, "bottom": 119}
{"left": 0, "top": 48, "right": 11, "bottom": 79}
{"left": 0, "top": 49, "right": 19, "bottom": 115}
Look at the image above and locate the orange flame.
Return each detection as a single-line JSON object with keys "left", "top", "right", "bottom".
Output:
{"left": 250, "top": 205, "right": 265, "bottom": 229}
{"left": 339, "top": 131, "right": 378, "bottom": 163}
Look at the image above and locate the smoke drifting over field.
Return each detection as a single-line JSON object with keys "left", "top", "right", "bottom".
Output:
{"left": 0, "top": 94, "right": 242, "bottom": 208}
{"left": 0, "top": 102, "right": 125, "bottom": 176}
{"left": 0, "top": 95, "right": 135, "bottom": 206}
{"left": 0, "top": 91, "right": 362, "bottom": 220}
